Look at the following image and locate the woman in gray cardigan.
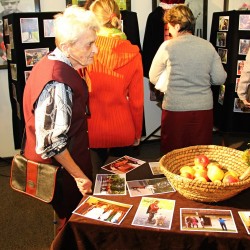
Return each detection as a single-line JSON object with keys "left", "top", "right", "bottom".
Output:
{"left": 149, "top": 4, "right": 227, "bottom": 154}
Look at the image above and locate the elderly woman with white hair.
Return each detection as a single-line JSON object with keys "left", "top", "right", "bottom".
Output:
{"left": 22, "top": 6, "right": 100, "bottom": 232}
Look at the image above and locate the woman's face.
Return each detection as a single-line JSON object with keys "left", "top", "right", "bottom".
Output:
{"left": 67, "top": 28, "right": 98, "bottom": 70}
{"left": 168, "top": 23, "right": 179, "bottom": 38}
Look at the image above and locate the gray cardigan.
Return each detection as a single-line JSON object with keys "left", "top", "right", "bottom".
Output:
{"left": 149, "top": 34, "right": 227, "bottom": 111}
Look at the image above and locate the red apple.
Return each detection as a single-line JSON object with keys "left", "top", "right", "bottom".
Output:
{"left": 222, "top": 174, "right": 239, "bottom": 183}
{"left": 194, "top": 155, "right": 210, "bottom": 168}
{"left": 180, "top": 172, "right": 194, "bottom": 180}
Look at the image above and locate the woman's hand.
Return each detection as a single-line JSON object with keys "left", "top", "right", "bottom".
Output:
{"left": 74, "top": 177, "right": 92, "bottom": 196}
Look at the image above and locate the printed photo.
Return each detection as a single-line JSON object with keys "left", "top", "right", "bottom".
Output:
{"left": 9, "top": 24, "right": 14, "bottom": 49}
{"left": 73, "top": 196, "right": 132, "bottom": 225}
{"left": 238, "top": 211, "right": 250, "bottom": 234}
{"left": 3, "top": 18, "right": 9, "bottom": 35}
{"left": 219, "top": 16, "right": 229, "bottom": 31}
{"left": 127, "top": 177, "right": 175, "bottom": 197}
{"left": 239, "top": 14, "right": 250, "bottom": 30}
{"left": 16, "top": 101, "right": 21, "bottom": 120}
{"left": 180, "top": 208, "right": 237, "bottom": 233}
{"left": 237, "top": 60, "right": 245, "bottom": 75}
{"left": 43, "top": 19, "right": 55, "bottom": 37}
{"left": 24, "top": 48, "right": 49, "bottom": 67}
{"left": 234, "top": 98, "right": 250, "bottom": 113}
{"left": 20, "top": 17, "right": 39, "bottom": 43}
{"left": 216, "top": 32, "right": 227, "bottom": 47}
{"left": 218, "top": 48, "right": 227, "bottom": 64}
{"left": 132, "top": 197, "right": 175, "bottom": 230}
{"left": 24, "top": 71, "right": 31, "bottom": 82}
{"left": 6, "top": 44, "right": 11, "bottom": 60}
{"left": 149, "top": 162, "right": 163, "bottom": 175}
{"left": 93, "top": 174, "right": 126, "bottom": 195}
{"left": 235, "top": 78, "right": 240, "bottom": 92}
{"left": 101, "top": 156, "right": 146, "bottom": 174}
{"left": 239, "top": 39, "right": 250, "bottom": 55}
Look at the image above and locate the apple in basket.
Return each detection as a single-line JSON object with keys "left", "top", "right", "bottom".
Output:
{"left": 207, "top": 164, "right": 224, "bottom": 182}
{"left": 222, "top": 170, "right": 239, "bottom": 183}
{"left": 194, "top": 154, "right": 210, "bottom": 168}
{"left": 194, "top": 169, "right": 209, "bottom": 181}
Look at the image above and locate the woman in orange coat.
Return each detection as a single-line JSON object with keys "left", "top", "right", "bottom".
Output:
{"left": 79, "top": 0, "right": 144, "bottom": 178}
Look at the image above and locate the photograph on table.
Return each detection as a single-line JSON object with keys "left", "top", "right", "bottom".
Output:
{"left": 239, "top": 14, "right": 250, "bottom": 30}
{"left": 126, "top": 177, "right": 175, "bottom": 197}
{"left": 238, "top": 211, "right": 250, "bottom": 235}
{"left": 216, "top": 32, "right": 227, "bottom": 47}
{"left": 73, "top": 196, "right": 132, "bottom": 225}
{"left": 132, "top": 197, "right": 175, "bottom": 230}
{"left": 149, "top": 162, "right": 163, "bottom": 175}
{"left": 239, "top": 39, "right": 250, "bottom": 55}
{"left": 101, "top": 155, "right": 146, "bottom": 174}
{"left": 93, "top": 174, "right": 126, "bottom": 195}
{"left": 180, "top": 208, "right": 237, "bottom": 233}
{"left": 24, "top": 47, "right": 49, "bottom": 67}
{"left": 219, "top": 16, "right": 229, "bottom": 31}
{"left": 20, "top": 17, "right": 39, "bottom": 43}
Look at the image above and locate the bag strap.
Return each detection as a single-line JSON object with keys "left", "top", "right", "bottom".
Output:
{"left": 20, "top": 129, "right": 26, "bottom": 155}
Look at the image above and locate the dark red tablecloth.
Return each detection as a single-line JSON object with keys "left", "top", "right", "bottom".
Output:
{"left": 51, "top": 162, "right": 250, "bottom": 250}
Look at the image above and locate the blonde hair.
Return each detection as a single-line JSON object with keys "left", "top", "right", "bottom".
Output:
{"left": 54, "top": 5, "right": 100, "bottom": 48}
{"left": 164, "top": 4, "right": 195, "bottom": 34}
{"left": 89, "top": 0, "right": 121, "bottom": 29}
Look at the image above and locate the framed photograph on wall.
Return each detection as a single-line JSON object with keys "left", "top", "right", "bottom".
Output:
{"left": 0, "top": 0, "right": 41, "bottom": 69}
{"left": 151, "top": 0, "right": 208, "bottom": 39}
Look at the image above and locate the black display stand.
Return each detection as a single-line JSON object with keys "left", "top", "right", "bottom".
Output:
{"left": 210, "top": 10, "right": 250, "bottom": 135}
{"left": 3, "top": 12, "right": 58, "bottom": 149}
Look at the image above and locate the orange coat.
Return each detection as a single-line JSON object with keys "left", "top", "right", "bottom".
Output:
{"left": 84, "top": 35, "right": 144, "bottom": 148}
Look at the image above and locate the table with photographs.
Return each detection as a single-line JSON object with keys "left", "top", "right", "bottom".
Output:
{"left": 51, "top": 157, "right": 250, "bottom": 250}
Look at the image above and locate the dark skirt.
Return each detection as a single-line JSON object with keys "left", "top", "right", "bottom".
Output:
{"left": 160, "top": 109, "right": 213, "bottom": 154}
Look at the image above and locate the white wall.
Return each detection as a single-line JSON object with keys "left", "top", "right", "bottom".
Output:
{"left": 0, "top": 0, "right": 226, "bottom": 157}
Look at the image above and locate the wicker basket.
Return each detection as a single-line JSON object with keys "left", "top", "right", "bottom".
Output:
{"left": 159, "top": 145, "right": 250, "bottom": 202}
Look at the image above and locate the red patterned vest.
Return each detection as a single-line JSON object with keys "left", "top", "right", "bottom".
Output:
{"left": 23, "top": 56, "right": 92, "bottom": 179}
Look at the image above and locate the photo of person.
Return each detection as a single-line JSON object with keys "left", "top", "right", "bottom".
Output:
{"left": 218, "top": 48, "right": 228, "bottom": 64}
{"left": 180, "top": 208, "right": 237, "bottom": 233}
{"left": 132, "top": 197, "right": 175, "bottom": 230}
{"left": 237, "top": 60, "right": 245, "bottom": 75}
{"left": 43, "top": 19, "right": 55, "bottom": 37}
{"left": 20, "top": 17, "right": 39, "bottom": 43}
{"left": 219, "top": 16, "right": 229, "bottom": 31}
{"left": 234, "top": 98, "right": 250, "bottom": 113}
{"left": 149, "top": 162, "right": 163, "bottom": 175}
{"left": 101, "top": 156, "right": 145, "bottom": 174}
{"left": 216, "top": 32, "right": 226, "bottom": 47}
{"left": 239, "top": 39, "right": 250, "bottom": 55}
{"left": 73, "top": 196, "right": 132, "bottom": 225}
{"left": 93, "top": 174, "right": 126, "bottom": 195}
